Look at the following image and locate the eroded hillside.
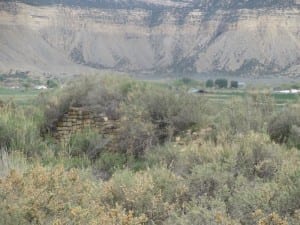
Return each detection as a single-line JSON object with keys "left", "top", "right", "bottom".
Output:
{"left": 0, "top": 1, "right": 299, "bottom": 76}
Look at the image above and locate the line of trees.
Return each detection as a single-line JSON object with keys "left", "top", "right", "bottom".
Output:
{"left": 206, "top": 79, "right": 239, "bottom": 88}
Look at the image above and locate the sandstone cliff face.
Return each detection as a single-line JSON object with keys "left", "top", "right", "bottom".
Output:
{"left": 0, "top": 1, "right": 299, "bottom": 76}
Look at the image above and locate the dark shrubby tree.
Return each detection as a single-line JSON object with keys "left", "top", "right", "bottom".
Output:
{"left": 67, "top": 129, "right": 109, "bottom": 160}
{"left": 206, "top": 79, "right": 214, "bottom": 88}
{"left": 230, "top": 80, "right": 238, "bottom": 88}
{"left": 215, "top": 79, "right": 228, "bottom": 88}
{"left": 46, "top": 79, "right": 59, "bottom": 88}
{"left": 181, "top": 77, "right": 193, "bottom": 85}
{"left": 268, "top": 108, "right": 300, "bottom": 148}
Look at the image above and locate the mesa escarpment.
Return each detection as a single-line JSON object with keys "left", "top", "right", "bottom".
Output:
{"left": 0, "top": 1, "right": 299, "bottom": 76}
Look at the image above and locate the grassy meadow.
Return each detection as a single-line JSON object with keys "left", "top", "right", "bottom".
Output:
{"left": 0, "top": 87, "right": 41, "bottom": 105}
{"left": 0, "top": 76, "right": 299, "bottom": 225}
{"left": 206, "top": 91, "right": 298, "bottom": 106}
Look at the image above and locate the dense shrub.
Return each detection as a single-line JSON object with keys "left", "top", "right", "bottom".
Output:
{"left": 288, "top": 125, "right": 300, "bottom": 149}
{"left": 117, "top": 119, "right": 158, "bottom": 158}
{"left": 165, "top": 199, "right": 240, "bottom": 225}
{"left": 206, "top": 79, "right": 214, "bottom": 88}
{"left": 143, "top": 133, "right": 300, "bottom": 224}
{"left": 0, "top": 165, "right": 147, "bottom": 225}
{"left": 188, "top": 164, "right": 231, "bottom": 198}
{"left": 67, "top": 129, "right": 110, "bottom": 160}
{"left": 0, "top": 104, "right": 45, "bottom": 156}
{"left": 268, "top": 107, "right": 300, "bottom": 148}
{"left": 215, "top": 78, "right": 228, "bottom": 88}
{"left": 126, "top": 84, "right": 209, "bottom": 138}
{"left": 230, "top": 80, "right": 238, "bottom": 88}
{"left": 272, "top": 162, "right": 300, "bottom": 216}
{"left": 217, "top": 93, "right": 274, "bottom": 138}
{"left": 227, "top": 181, "right": 279, "bottom": 225}
{"left": 93, "top": 152, "right": 127, "bottom": 179}
{"left": 234, "top": 134, "right": 282, "bottom": 180}
{"left": 101, "top": 168, "right": 188, "bottom": 224}
{"left": 46, "top": 79, "right": 59, "bottom": 88}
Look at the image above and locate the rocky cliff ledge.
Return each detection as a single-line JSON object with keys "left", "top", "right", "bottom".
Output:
{"left": 0, "top": 1, "right": 299, "bottom": 76}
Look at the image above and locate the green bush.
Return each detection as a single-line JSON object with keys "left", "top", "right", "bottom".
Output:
{"left": 217, "top": 93, "right": 274, "bottom": 137}
{"left": 268, "top": 107, "right": 300, "bottom": 148}
{"left": 188, "top": 164, "right": 231, "bottom": 198}
{"left": 93, "top": 152, "right": 127, "bottom": 179}
{"left": 230, "top": 80, "right": 238, "bottom": 88}
{"left": 288, "top": 125, "right": 300, "bottom": 149}
{"left": 165, "top": 199, "right": 240, "bottom": 225}
{"left": 67, "top": 129, "right": 110, "bottom": 160}
{"left": 215, "top": 78, "right": 228, "bottom": 88}
{"left": 130, "top": 85, "right": 209, "bottom": 137}
{"left": 234, "top": 134, "right": 282, "bottom": 180}
{"left": 46, "top": 79, "right": 59, "bottom": 88}
{"left": 101, "top": 167, "right": 188, "bottom": 224}
{"left": 206, "top": 79, "right": 214, "bottom": 88}
{"left": 274, "top": 169, "right": 300, "bottom": 215}
{"left": 117, "top": 119, "right": 158, "bottom": 158}
{"left": 0, "top": 165, "right": 147, "bottom": 225}
{"left": 0, "top": 105, "right": 45, "bottom": 156}
{"left": 144, "top": 133, "right": 300, "bottom": 224}
{"left": 227, "top": 181, "right": 277, "bottom": 225}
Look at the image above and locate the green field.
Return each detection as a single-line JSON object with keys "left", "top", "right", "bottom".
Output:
{"left": 204, "top": 90, "right": 299, "bottom": 106}
{"left": 0, "top": 86, "right": 298, "bottom": 107}
{"left": 0, "top": 87, "right": 42, "bottom": 105}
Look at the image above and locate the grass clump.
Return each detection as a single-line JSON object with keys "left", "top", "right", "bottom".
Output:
{"left": 0, "top": 104, "right": 45, "bottom": 156}
{"left": 268, "top": 107, "right": 300, "bottom": 148}
{"left": 67, "top": 129, "right": 109, "bottom": 160}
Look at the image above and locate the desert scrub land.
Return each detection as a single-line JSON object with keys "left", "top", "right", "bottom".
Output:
{"left": 0, "top": 75, "right": 299, "bottom": 225}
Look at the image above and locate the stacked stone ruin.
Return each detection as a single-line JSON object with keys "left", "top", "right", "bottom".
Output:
{"left": 53, "top": 107, "right": 119, "bottom": 142}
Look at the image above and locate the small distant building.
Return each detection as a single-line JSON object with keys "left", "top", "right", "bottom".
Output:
{"left": 238, "top": 82, "right": 246, "bottom": 88}
{"left": 275, "top": 89, "right": 300, "bottom": 94}
{"left": 9, "top": 86, "right": 20, "bottom": 89}
{"left": 34, "top": 85, "right": 48, "bottom": 90}
{"left": 278, "top": 90, "right": 291, "bottom": 94}
{"left": 291, "top": 89, "right": 300, "bottom": 94}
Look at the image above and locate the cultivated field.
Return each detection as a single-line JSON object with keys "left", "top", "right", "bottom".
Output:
{"left": 0, "top": 87, "right": 40, "bottom": 105}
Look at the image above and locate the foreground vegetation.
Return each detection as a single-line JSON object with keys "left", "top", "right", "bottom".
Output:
{"left": 0, "top": 76, "right": 300, "bottom": 225}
